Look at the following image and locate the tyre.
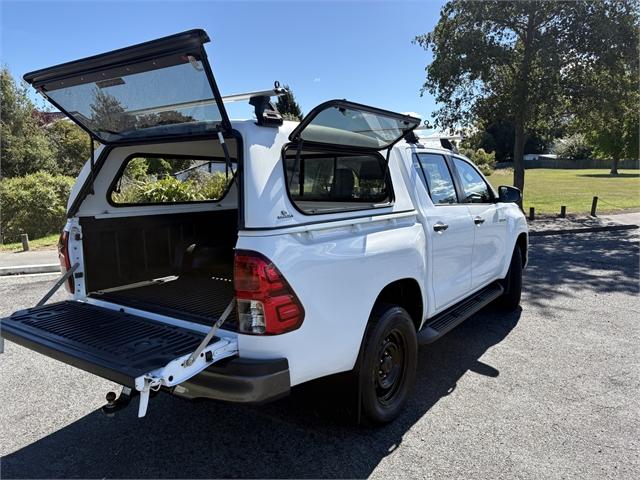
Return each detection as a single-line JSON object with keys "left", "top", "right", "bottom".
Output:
{"left": 497, "top": 246, "right": 523, "bottom": 310}
{"left": 358, "top": 304, "right": 417, "bottom": 425}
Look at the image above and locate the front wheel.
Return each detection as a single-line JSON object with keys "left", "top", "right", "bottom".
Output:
{"left": 358, "top": 304, "right": 417, "bottom": 425}
{"left": 497, "top": 247, "right": 523, "bottom": 310}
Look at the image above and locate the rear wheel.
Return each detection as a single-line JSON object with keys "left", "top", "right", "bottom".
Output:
{"left": 497, "top": 247, "right": 523, "bottom": 310}
{"left": 359, "top": 304, "right": 417, "bottom": 424}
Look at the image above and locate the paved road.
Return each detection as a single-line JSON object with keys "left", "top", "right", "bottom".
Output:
{"left": 0, "top": 250, "right": 58, "bottom": 269}
{"left": 1, "top": 230, "right": 638, "bottom": 479}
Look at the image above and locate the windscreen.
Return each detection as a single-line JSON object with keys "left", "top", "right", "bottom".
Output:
{"left": 43, "top": 53, "right": 224, "bottom": 143}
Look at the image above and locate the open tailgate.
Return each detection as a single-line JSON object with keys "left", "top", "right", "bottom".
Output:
{"left": 1, "top": 301, "right": 236, "bottom": 416}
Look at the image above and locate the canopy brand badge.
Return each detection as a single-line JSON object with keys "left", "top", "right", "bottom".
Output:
{"left": 277, "top": 210, "right": 294, "bottom": 220}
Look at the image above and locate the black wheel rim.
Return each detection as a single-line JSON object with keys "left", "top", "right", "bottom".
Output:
{"left": 374, "top": 328, "right": 407, "bottom": 406}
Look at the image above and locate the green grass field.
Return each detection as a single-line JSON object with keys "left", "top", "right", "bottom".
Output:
{"left": 489, "top": 169, "right": 640, "bottom": 215}
{"left": 0, "top": 233, "right": 60, "bottom": 252}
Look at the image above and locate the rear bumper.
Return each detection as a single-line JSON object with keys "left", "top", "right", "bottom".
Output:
{"left": 171, "top": 357, "right": 290, "bottom": 404}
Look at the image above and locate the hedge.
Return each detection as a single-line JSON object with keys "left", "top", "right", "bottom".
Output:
{"left": 0, "top": 172, "right": 74, "bottom": 243}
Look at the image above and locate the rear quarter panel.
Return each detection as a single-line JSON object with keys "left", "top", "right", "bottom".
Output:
{"left": 235, "top": 217, "right": 425, "bottom": 386}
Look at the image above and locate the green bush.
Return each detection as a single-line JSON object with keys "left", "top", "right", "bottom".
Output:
{"left": 553, "top": 134, "right": 593, "bottom": 161}
{"left": 112, "top": 171, "right": 232, "bottom": 204}
{"left": 0, "top": 172, "right": 74, "bottom": 243}
{"left": 460, "top": 147, "right": 496, "bottom": 176}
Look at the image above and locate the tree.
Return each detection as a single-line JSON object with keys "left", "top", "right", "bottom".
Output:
{"left": 89, "top": 89, "right": 135, "bottom": 133}
{"left": 0, "top": 67, "right": 55, "bottom": 177}
{"left": 567, "top": 1, "right": 639, "bottom": 174}
{"left": 45, "top": 120, "right": 91, "bottom": 177}
{"left": 276, "top": 85, "right": 303, "bottom": 121}
{"left": 414, "top": 0, "right": 639, "bottom": 194}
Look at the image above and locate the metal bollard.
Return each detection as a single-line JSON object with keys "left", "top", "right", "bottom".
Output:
{"left": 529, "top": 207, "right": 535, "bottom": 221}
{"left": 591, "top": 196, "right": 598, "bottom": 217}
{"left": 560, "top": 206, "right": 566, "bottom": 218}
{"left": 21, "top": 234, "right": 30, "bottom": 252}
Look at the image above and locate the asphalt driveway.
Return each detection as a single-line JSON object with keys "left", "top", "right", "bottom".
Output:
{"left": 0, "top": 229, "right": 638, "bottom": 479}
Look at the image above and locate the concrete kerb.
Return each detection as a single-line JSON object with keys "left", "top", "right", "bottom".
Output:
{"left": 529, "top": 224, "right": 639, "bottom": 237}
{"left": 0, "top": 264, "right": 60, "bottom": 276}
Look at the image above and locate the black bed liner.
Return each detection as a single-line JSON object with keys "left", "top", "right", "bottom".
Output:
{"left": 0, "top": 301, "right": 210, "bottom": 387}
{"left": 91, "top": 276, "right": 238, "bottom": 330}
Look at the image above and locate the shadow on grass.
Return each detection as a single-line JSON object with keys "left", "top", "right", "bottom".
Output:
{"left": 576, "top": 173, "right": 640, "bottom": 178}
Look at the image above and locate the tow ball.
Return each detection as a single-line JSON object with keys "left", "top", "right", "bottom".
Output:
{"left": 101, "top": 387, "right": 139, "bottom": 417}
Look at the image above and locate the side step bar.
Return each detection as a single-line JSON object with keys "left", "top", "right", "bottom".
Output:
{"left": 418, "top": 282, "right": 504, "bottom": 345}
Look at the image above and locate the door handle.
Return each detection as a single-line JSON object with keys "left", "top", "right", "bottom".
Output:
{"left": 433, "top": 222, "right": 449, "bottom": 232}
{"left": 474, "top": 216, "right": 485, "bottom": 225}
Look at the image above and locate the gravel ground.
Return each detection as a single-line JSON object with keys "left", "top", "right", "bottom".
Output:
{"left": 0, "top": 230, "right": 638, "bottom": 479}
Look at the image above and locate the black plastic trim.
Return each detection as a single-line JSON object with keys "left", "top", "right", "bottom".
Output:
{"left": 174, "top": 357, "right": 290, "bottom": 404}
{"left": 24, "top": 29, "right": 209, "bottom": 88}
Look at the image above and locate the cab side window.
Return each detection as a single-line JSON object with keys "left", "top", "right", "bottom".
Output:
{"left": 414, "top": 153, "right": 458, "bottom": 205}
{"left": 452, "top": 158, "right": 492, "bottom": 203}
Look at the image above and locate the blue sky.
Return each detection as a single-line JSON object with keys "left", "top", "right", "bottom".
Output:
{"left": 0, "top": 0, "right": 444, "bottom": 123}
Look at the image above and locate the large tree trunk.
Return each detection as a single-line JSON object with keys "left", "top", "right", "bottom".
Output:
{"left": 513, "top": 116, "right": 526, "bottom": 197}
{"left": 610, "top": 157, "right": 619, "bottom": 175}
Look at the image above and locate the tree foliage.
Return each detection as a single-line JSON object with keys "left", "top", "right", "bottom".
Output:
{"left": 0, "top": 172, "right": 74, "bottom": 242}
{"left": 276, "top": 85, "right": 303, "bottom": 121}
{"left": 44, "top": 120, "right": 92, "bottom": 176}
{"left": 566, "top": 1, "right": 639, "bottom": 173}
{"left": 0, "top": 67, "right": 55, "bottom": 177}
{"left": 414, "top": 0, "right": 639, "bottom": 192}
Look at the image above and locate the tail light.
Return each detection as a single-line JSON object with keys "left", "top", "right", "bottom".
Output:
{"left": 234, "top": 250, "right": 304, "bottom": 335}
{"left": 58, "top": 231, "right": 74, "bottom": 293}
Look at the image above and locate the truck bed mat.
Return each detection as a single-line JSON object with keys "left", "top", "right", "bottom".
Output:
{"left": 92, "top": 276, "right": 236, "bottom": 328}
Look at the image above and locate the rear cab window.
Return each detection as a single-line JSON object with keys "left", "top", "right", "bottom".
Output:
{"left": 109, "top": 154, "right": 236, "bottom": 205}
{"left": 283, "top": 100, "right": 420, "bottom": 215}
{"left": 283, "top": 148, "right": 391, "bottom": 214}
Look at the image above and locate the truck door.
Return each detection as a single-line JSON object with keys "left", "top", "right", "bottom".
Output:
{"left": 413, "top": 152, "right": 474, "bottom": 310}
{"left": 450, "top": 157, "right": 507, "bottom": 289}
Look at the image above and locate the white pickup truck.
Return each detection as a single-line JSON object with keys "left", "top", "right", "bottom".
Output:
{"left": 0, "top": 30, "right": 528, "bottom": 424}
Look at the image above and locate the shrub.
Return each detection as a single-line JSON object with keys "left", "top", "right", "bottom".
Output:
{"left": 459, "top": 147, "right": 496, "bottom": 176}
{"left": 553, "top": 134, "right": 593, "bottom": 161}
{"left": 0, "top": 172, "right": 74, "bottom": 243}
{"left": 136, "top": 176, "right": 204, "bottom": 203}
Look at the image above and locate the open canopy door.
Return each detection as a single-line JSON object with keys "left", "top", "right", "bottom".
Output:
{"left": 289, "top": 100, "right": 421, "bottom": 150}
{"left": 23, "top": 29, "right": 231, "bottom": 144}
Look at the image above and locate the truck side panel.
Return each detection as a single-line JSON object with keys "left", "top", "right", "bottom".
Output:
{"left": 235, "top": 218, "right": 426, "bottom": 386}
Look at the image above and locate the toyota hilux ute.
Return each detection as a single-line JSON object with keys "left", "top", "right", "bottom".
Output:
{"left": 0, "top": 30, "right": 528, "bottom": 424}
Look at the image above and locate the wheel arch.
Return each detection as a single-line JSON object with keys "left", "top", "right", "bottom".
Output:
{"left": 370, "top": 278, "right": 424, "bottom": 331}
{"left": 516, "top": 232, "right": 528, "bottom": 267}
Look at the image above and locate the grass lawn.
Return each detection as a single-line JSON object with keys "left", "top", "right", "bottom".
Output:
{"left": 0, "top": 233, "right": 60, "bottom": 252}
{"left": 489, "top": 169, "right": 640, "bottom": 215}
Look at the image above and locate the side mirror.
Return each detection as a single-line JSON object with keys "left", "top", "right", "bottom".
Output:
{"left": 498, "top": 185, "right": 521, "bottom": 204}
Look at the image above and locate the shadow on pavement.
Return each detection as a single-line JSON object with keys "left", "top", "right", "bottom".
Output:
{"left": 524, "top": 229, "right": 639, "bottom": 311}
{"left": 1, "top": 306, "right": 520, "bottom": 479}
{"left": 5, "top": 231, "right": 636, "bottom": 478}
